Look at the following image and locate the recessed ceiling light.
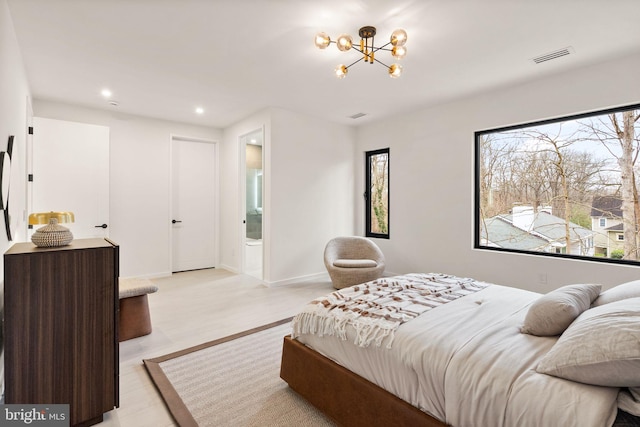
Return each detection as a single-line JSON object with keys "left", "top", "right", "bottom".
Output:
{"left": 195, "top": 107, "right": 204, "bottom": 115}
{"left": 101, "top": 89, "right": 112, "bottom": 98}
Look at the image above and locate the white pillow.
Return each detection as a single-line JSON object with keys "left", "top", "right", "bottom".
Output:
{"left": 592, "top": 279, "right": 640, "bottom": 307}
{"left": 521, "top": 284, "right": 601, "bottom": 336}
{"left": 536, "top": 298, "right": 640, "bottom": 387}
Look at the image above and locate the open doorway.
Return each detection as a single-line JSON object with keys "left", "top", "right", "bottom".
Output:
{"left": 240, "top": 128, "right": 263, "bottom": 279}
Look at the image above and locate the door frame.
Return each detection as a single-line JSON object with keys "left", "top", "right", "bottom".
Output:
{"left": 239, "top": 127, "right": 265, "bottom": 279}
{"left": 169, "top": 134, "right": 220, "bottom": 272}
{"left": 24, "top": 95, "right": 34, "bottom": 241}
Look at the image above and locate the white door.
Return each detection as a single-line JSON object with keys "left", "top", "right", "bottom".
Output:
{"left": 31, "top": 117, "right": 109, "bottom": 239}
{"left": 171, "top": 137, "right": 217, "bottom": 272}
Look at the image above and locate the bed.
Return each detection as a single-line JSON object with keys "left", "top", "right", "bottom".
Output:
{"left": 280, "top": 273, "right": 640, "bottom": 427}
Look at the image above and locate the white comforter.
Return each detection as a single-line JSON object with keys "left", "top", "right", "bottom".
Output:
{"left": 295, "top": 284, "right": 620, "bottom": 427}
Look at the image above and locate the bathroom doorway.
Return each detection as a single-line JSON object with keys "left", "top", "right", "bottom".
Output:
{"left": 241, "top": 128, "right": 263, "bottom": 279}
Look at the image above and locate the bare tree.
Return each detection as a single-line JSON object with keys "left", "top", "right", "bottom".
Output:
{"left": 480, "top": 121, "right": 613, "bottom": 255}
{"left": 370, "top": 153, "right": 388, "bottom": 234}
{"left": 514, "top": 125, "right": 581, "bottom": 252}
{"left": 580, "top": 110, "right": 640, "bottom": 259}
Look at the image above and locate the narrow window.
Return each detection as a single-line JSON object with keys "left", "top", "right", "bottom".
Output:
{"left": 365, "top": 148, "right": 390, "bottom": 238}
{"left": 599, "top": 218, "right": 606, "bottom": 227}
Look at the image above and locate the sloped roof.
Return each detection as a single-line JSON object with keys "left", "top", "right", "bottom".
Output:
{"left": 605, "top": 223, "right": 624, "bottom": 232}
{"left": 591, "top": 195, "right": 623, "bottom": 218}
{"left": 498, "top": 211, "right": 593, "bottom": 244}
{"left": 530, "top": 211, "right": 593, "bottom": 241}
{"left": 481, "top": 216, "right": 550, "bottom": 250}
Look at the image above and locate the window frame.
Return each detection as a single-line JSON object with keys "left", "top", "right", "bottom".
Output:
{"left": 365, "top": 148, "right": 390, "bottom": 239}
{"left": 474, "top": 102, "right": 640, "bottom": 266}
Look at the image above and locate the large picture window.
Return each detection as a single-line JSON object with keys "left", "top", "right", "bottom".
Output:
{"left": 475, "top": 103, "right": 640, "bottom": 264}
{"left": 366, "top": 148, "right": 389, "bottom": 239}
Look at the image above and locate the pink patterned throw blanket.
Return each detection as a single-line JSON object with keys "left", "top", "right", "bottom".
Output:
{"left": 292, "top": 273, "right": 490, "bottom": 348}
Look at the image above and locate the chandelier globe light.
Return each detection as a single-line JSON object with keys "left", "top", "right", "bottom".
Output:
{"left": 335, "top": 64, "right": 348, "bottom": 79}
{"left": 314, "top": 32, "right": 331, "bottom": 49}
{"left": 314, "top": 26, "right": 408, "bottom": 79}
{"left": 336, "top": 34, "right": 353, "bottom": 51}
{"left": 390, "top": 29, "right": 408, "bottom": 47}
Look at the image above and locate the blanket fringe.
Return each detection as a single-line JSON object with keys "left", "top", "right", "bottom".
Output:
{"left": 292, "top": 305, "right": 399, "bottom": 348}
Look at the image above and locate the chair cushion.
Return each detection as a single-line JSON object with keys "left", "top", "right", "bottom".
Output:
{"left": 333, "top": 259, "right": 377, "bottom": 268}
{"left": 119, "top": 278, "right": 159, "bottom": 299}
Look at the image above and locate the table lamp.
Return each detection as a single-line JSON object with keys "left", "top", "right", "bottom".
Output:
{"left": 28, "top": 211, "right": 75, "bottom": 247}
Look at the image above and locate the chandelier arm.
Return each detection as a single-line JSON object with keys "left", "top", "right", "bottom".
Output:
{"left": 374, "top": 41, "right": 392, "bottom": 51}
{"left": 351, "top": 42, "right": 392, "bottom": 55}
{"left": 372, "top": 57, "right": 391, "bottom": 69}
{"left": 345, "top": 55, "right": 366, "bottom": 69}
{"left": 347, "top": 46, "right": 390, "bottom": 69}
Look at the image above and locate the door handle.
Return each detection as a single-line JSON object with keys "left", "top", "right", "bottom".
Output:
{"left": 95, "top": 224, "right": 108, "bottom": 229}
{"left": 172, "top": 219, "right": 182, "bottom": 224}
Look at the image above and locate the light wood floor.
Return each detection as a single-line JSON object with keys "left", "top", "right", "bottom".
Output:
{"left": 101, "top": 268, "right": 334, "bottom": 427}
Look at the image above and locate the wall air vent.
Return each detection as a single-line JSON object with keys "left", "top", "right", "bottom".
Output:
{"left": 349, "top": 113, "right": 367, "bottom": 119}
{"left": 531, "top": 46, "right": 575, "bottom": 64}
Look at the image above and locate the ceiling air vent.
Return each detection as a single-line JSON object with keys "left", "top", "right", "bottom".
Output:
{"left": 531, "top": 46, "right": 575, "bottom": 64}
{"left": 349, "top": 113, "right": 367, "bottom": 119}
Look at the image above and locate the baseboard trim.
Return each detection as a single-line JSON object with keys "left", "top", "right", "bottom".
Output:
{"left": 120, "top": 271, "right": 172, "bottom": 280}
{"left": 263, "top": 271, "right": 330, "bottom": 288}
{"left": 218, "top": 263, "right": 240, "bottom": 274}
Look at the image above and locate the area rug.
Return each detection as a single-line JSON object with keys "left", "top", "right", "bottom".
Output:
{"left": 143, "top": 318, "right": 336, "bottom": 426}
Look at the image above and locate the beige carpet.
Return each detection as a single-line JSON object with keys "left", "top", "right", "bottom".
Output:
{"left": 143, "top": 319, "right": 336, "bottom": 427}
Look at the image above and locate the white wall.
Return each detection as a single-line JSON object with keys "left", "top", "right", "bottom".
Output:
{"left": 356, "top": 51, "right": 640, "bottom": 292}
{"left": 0, "top": 0, "right": 30, "bottom": 271}
{"left": 0, "top": 1, "right": 30, "bottom": 382}
{"left": 220, "top": 107, "right": 356, "bottom": 285}
{"left": 32, "top": 100, "right": 221, "bottom": 278}
{"left": 269, "top": 108, "right": 356, "bottom": 284}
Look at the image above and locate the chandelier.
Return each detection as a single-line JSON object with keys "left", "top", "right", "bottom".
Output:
{"left": 314, "top": 26, "right": 407, "bottom": 79}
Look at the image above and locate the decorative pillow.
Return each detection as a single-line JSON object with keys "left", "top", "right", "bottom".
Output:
{"left": 536, "top": 297, "right": 640, "bottom": 387}
{"left": 592, "top": 280, "right": 640, "bottom": 307}
{"left": 521, "top": 284, "right": 601, "bottom": 336}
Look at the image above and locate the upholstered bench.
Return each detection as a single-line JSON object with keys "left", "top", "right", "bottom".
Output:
{"left": 119, "top": 278, "right": 159, "bottom": 341}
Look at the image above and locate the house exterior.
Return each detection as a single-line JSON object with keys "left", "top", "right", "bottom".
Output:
{"left": 590, "top": 196, "right": 624, "bottom": 257}
{"left": 481, "top": 206, "right": 594, "bottom": 256}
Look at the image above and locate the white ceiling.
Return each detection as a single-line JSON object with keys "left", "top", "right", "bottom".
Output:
{"left": 7, "top": 0, "right": 640, "bottom": 128}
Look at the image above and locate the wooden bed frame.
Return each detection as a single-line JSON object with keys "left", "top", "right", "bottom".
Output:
{"left": 280, "top": 335, "right": 449, "bottom": 427}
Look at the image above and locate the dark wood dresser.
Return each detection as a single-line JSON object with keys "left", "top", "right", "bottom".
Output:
{"left": 3, "top": 238, "right": 119, "bottom": 427}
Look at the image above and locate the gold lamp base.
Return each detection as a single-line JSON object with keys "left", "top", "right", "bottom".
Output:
{"left": 31, "top": 217, "right": 74, "bottom": 247}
